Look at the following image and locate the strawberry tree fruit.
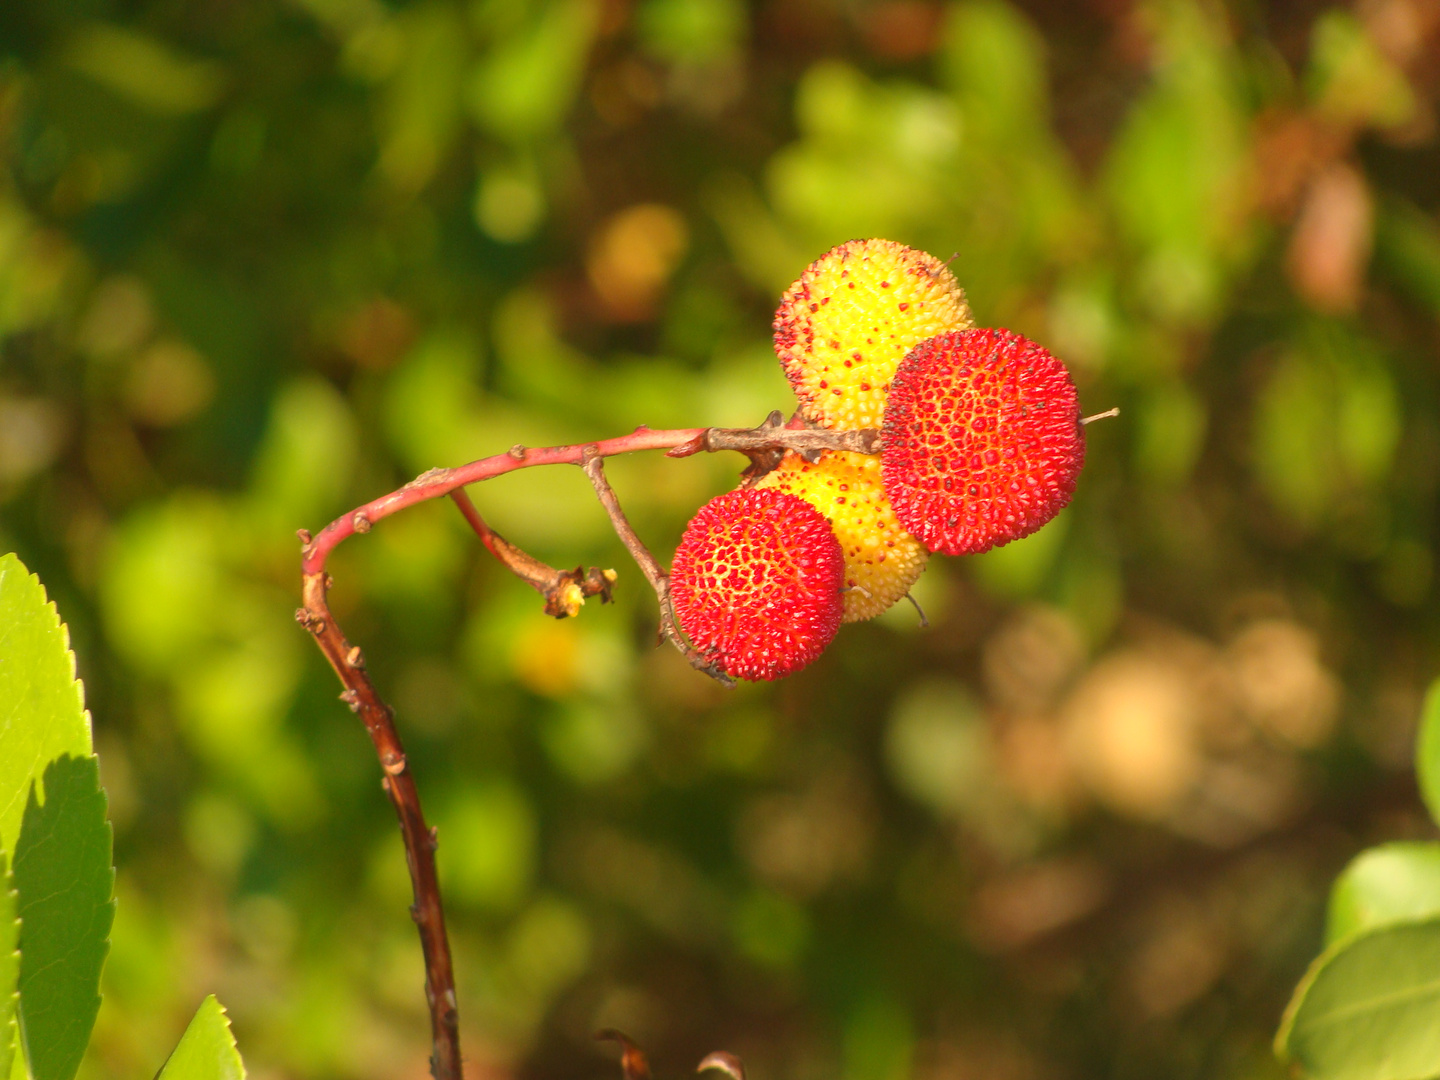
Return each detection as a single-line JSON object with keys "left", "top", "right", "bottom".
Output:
{"left": 670, "top": 488, "right": 845, "bottom": 681}
{"left": 773, "top": 239, "right": 973, "bottom": 431}
{"left": 881, "top": 327, "right": 1084, "bottom": 555}
{"left": 754, "top": 450, "right": 928, "bottom": 622}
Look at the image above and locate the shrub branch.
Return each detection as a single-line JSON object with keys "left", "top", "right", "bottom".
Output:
{"left": 297, "top": 415, "right": 876, "bottom": 1080}
{"left": 295, "top": 571, "right": 461, "bottom": 1080}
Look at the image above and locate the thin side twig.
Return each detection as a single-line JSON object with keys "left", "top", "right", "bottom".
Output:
{"left": 581, "top": 448, "right": 732, "bottom": 686}
{"left": 450, "top": 488, "right": 615, "bottom": 617}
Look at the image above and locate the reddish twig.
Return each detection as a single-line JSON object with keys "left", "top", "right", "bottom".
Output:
{"left": 301, "top": 421, "right": 877, "bottom": 578}
{"left": 581, "top": 448, "right": 731, "bottom": 685}
{"left": 297, "top": 415, "right": 878, "bottom": 1078}
{"left": 295, "top": 571, "right": 460, "bottom": 1080}
{"left": 450, "top": 488, "right": 616, "bottom": 617}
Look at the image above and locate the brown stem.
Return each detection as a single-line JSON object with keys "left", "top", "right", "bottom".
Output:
{"left": 580, "top": 448, "right": 732, "bottom": 686}
{"left": 296, "top": 572, "right": 460, "bottom": 1080}
{"left": 297, "top": 414, "right": 876, "bottom": 1075}
{"left": 667, "top": 412, "right": 880, "bottom": 463}
{"left": 301, "top": 421, "right": 877, "bottom": 578}
{"left": 450, "top": 488, "right": 615, "bottom": 617}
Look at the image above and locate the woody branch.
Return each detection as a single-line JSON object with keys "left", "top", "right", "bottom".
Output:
{"left": 296, "top": 413, "right": 878, "bottom": 1080}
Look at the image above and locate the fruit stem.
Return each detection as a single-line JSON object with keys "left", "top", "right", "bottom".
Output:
{"left": 450, "top": 488, "right": 614, "bottom": 617}
{"left": 581, "top": 448, "right": 734, "bottom": 686}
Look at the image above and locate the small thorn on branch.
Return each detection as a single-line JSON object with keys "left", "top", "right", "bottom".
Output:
{"left": 665, "top": 432, "right": 707, "bottom": 459}
{"left": 353, "top": 512, "right": 373, "bottom": 533}
{"left": 339, "top": 688, "right": 361, "bottom": 712}
{"left": 398, "top": 466, "right": 450, "bottom": 493}
{"left": 509, "top": 444, "right": 527, "bottom": 459}
{"left": 346, "top": 645, "right": 365, "bottom": 669}
{"left": 297, "top": 528, "right": 313, "bottom": 546}
{"left": 1081, "top": 407, "right": 1120, "bottom": 426}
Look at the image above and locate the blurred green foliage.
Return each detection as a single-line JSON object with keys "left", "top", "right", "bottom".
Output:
{"left": 1, "top": 0, "right": 1439, "bottom": 1077}
{"left": 1276, "top": 685, "right": 1440, "bottom": 1080}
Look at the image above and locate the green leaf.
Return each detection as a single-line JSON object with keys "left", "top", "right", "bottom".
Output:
{"left": 1417, "top": 677, "right": 1440, "bottom": 829}
{"left": 14, "top": 755, "right": 114, "bottom": 1080}
{"left": 156, "top": 996, "right": 246, "bottom": 1080}
{"left": 0, "top": 854, "right": 18, "bottom": 1080}
{"left": 1328, "top": 843, "right": 1440, "bottom": 945}
{"left": 0, "top": 553, "right": 93, "bottom": 856}
{"left": 1277, "top": 917, "right": 1440, "bottom": 1080}
{"left": 0, "top": 555, "right": 112, "bottom": 1080}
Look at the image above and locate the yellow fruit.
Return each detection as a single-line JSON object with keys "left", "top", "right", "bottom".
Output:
{"left": 755, "top": 450, "right": 927, "bottom": 622}
{"left": 772, "top": 239, "right": 973, "bottom": 431}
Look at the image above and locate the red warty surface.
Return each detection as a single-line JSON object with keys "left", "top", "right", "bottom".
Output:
{"left": 881, "top": 328, "right": 1084, "bottom": 555}
{"left": 670, "top": 489, "right": 845, "bottom": 681}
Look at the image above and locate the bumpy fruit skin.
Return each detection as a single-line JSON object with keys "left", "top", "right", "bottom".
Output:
{"left": 755, "top": 451, "right": 928, "bottom": 623}
{"left": 881, "top": 327, "right": 1083, "bottom": 556}
{"left": 670, "top": 488, "right": 844, "bottom": 681}
{"left": 773, "top": 239, "right": 974, "bottom": 431}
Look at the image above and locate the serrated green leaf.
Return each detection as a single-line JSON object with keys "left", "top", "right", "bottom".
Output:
{"left": 1277, "top": 917, "right": 1440, "bottom": 1080}
{"left": 156, "top": 996, "right": 246, "bottom": 1080}
{"left": 0, "top": 853, "right": 17, "bottom": 1080}
{"left": 0, "top": 554, "right": 111, "bottom": 1080}
{"left": 1417, "top": 678, "right": 1440, "bottom": 829}
{"left": 14, "top": 756, "right": 114, "bottom": 1080}
{"left": 1328, "top": 843, "right": 1440, "bottom": 945}
{"left": 0, "top": 553, "right": 93, "bottom": 857}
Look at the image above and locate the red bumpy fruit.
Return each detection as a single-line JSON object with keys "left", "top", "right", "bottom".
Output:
{"left": 670, "top": 488, "right": 845, "bottom": 681}
{"left": 881, "top": 328, "right": 1084, "bottom": 556}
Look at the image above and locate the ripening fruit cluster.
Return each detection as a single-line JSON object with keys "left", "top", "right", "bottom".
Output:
{"left": 669, "top": 239, "right": 1086, "bottom": 681}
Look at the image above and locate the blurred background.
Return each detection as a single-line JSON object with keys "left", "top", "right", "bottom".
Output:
{"left": 2, "top": 0, "right": 1439, "bottom": 1076}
